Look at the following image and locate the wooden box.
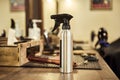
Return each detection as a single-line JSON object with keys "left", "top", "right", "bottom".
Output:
{"left": 0, "top": 40, "right": 41, "bottom": 66}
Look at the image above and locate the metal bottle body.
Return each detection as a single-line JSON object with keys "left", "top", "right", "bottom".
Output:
{"left": 60, "top": 30, "right": 73, "bottom": 73}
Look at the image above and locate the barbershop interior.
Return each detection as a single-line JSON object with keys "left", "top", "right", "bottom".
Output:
{"left": 0, "top": 0, "right": 120, "bottom": 80}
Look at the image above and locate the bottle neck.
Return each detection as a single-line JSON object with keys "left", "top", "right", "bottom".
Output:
{"left": 62, "top": 19, "right": 70, "bottom": 30}
{"left": 33, "top": 23, "right": 37, "bottom": 28}
{"left": 62, "top": 24, "right": 70, "bottom": 30}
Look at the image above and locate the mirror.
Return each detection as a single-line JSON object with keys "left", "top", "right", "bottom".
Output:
{"left": 0, "top": 0, "right": 26, "bottom": 37}
{"left": 0, "top": 0, "right": 120, "bottom": 43}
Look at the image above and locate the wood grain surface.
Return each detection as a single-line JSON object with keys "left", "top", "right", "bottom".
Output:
{"left": 0, "top": 50, "right": 119, "bottom": 80}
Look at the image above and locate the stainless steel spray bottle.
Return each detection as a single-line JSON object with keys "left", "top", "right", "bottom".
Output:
{"left": 51, "top": 14, "right": 73, "bottom": 73}
{"left": 60, "top": 29, "right": 73, "bottom": 73}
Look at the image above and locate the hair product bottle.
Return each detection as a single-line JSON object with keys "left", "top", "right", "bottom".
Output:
{"left": 51, "top": 14, "right": 73, "bottom": 73}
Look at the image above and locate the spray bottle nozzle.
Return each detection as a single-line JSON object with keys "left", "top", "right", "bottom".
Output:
{"left": 51, "top": 14, "right": 73, "bottom": 32}
{"left": 32, "top": 19, "right": 42, "bottom": 23}
{"left": 32, "top": 19, "right": 42, "bottom": 28}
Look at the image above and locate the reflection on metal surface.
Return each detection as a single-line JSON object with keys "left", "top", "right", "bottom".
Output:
{"left": 60, "top": 73, "right": 73, "bottom": 80}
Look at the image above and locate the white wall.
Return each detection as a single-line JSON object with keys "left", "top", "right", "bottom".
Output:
{"left": 42, "top": 0, "right": 56, "bottom": 32}
{"left": 58, "top": 0, "right": 120, "bottom": 42}
{"left": 0, "top": 0, "right": 120, "bottom": 43}
{"left": 0, "top": 0, "right": 25, "bottom": 36}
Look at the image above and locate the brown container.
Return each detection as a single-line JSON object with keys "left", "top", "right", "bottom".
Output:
{"left": 0, "top": 40, "right": 41, "bottom": 66}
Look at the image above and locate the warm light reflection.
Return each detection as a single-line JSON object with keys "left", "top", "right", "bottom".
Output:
{"left": 65, "top": 0, "right": 72, "bottom": 7}
{"left": 47, "top": 0, "right": 52, "bottom": 3}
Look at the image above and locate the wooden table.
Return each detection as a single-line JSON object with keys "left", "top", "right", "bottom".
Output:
{"left": 0, "top": 50, "right": 119, "bottom": 80}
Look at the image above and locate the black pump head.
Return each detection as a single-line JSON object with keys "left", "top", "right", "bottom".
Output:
{"left": 11, "top": 18, "right": 15, "bottom": 29}
{"left": 51, "top": 14, "right": 73, "bottom": 32}
{"left": 28, "top": 19, "right": 33, "bottom": 28}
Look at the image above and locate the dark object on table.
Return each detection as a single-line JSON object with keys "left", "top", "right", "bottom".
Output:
{"left": 27, "top": 55, "right": 77, "bottom": 67}
{"left": 95, "top": 27, "right": 109, "bottom": 48}
{"left": 80, "top": 53, "right": 98, "bottom": 62}
{"left": 28, "top": 55, "right": 59, "bottom": 65}
{"left": 104, "top": 38, "right": 120, "bottom": 79}
{"left": 84, "top": 55, "right": 98, "bottom": 62}
{"left": 95, "top": 27, "right": 109, "bottom": 56}
{"left": 14, "top": 36, "right": 32, "bottom": 44}
{"left": 73, "top": 46, "right": 83, "bottom": 50}
{"left": 23, "top": 55, "right": 101, "bottom": 70}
